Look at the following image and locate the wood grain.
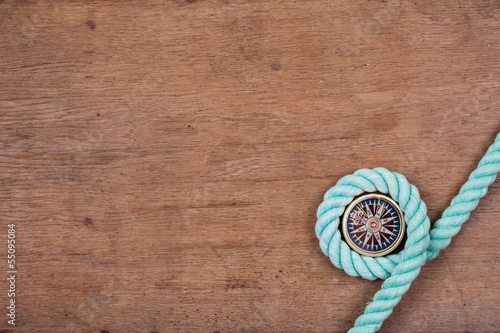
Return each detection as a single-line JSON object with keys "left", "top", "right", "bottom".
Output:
{"left": 0, "top": 1, "right": 499, "bottom": 332}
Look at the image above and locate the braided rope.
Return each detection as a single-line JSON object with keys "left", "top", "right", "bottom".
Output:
{"left": 315, "top": 133, "right": 500, "bottom": 332}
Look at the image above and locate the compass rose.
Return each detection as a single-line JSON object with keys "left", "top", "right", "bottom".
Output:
{"left": 342, "top": 193, "right": 405, "bottom": 257}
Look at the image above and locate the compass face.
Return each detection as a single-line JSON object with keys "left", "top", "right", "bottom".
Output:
{"left": 342, "top": 194, "right": 405, "bottom": 257}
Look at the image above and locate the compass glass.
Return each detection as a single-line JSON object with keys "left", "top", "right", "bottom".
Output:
{"left": 342, "top": 194, "right": 405, "bottom": 257}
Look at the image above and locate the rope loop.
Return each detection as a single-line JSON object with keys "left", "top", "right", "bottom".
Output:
{"left": 315, "top": 168, "right": 430, "bottom": 281}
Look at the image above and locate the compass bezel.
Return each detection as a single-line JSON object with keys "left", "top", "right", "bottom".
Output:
{"left": 342, "top": 193, "right": 406, "bottom": 257}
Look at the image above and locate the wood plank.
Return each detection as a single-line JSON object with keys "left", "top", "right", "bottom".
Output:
{"left": 0, "top": 0, "right": 499, "bottom": 332}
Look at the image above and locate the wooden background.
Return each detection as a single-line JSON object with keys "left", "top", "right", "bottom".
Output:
{"left": 0, "top": 1, "right": 499, "bottom": 332}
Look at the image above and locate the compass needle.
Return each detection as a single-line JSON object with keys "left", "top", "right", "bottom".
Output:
{"left": 357, "top": 203, "right": 367, "bottom": 217}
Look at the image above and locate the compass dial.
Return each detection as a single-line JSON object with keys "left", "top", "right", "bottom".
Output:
{"left": 342, "top": 193, "right": 405, "bottom": 257}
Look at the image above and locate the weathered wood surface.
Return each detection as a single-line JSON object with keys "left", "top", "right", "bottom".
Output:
{"left": 0, "top": 1, "right": 499, "bottom": 332}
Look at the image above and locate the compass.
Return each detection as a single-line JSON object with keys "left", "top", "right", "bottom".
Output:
{"left": 342, "top": 193, "right": 405, "bottom": 257}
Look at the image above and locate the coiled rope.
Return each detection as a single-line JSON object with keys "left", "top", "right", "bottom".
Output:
{"left": 315, "top": 132, "right": 500, "bottom": 332}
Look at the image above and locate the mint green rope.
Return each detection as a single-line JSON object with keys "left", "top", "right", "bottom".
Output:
{"left": 315, "top": 132, "right": 500, "bottom": 332}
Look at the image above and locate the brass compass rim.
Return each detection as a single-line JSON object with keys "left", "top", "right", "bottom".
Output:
{"left": 342, "top": 193, "right": 406, "bottom": 257}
